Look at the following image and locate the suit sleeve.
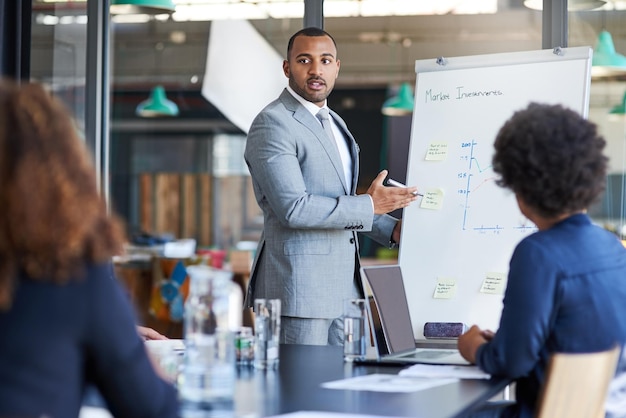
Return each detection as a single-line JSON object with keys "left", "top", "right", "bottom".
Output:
{"left": 365, "top": 214, "right": 398, "bottom": 246}
{"left": 245, "top": 110, "right": 375, "bottom": 231}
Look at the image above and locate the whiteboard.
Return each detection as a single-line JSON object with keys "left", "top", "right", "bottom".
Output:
{"left": 398, "top": 47, "right": 593, "bottom": 340}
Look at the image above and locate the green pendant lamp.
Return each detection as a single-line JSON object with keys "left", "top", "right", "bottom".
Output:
{"left": 110, "top": 0, "right": 176, "bottom": 15}
{"left": 382, "top": 82, "right": 415, "bottom": 116}
{"left": 136, "top": 85, "right": 179, "bottom": 117}
{"left": 609, "top": 91, "right": 626, "bottom": 118}
{"left": 592, "top": 30, "right": 626, "bottom": 77}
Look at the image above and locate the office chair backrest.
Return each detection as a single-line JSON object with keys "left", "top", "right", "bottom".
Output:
{"left": 536, "top": 345, "right": 621, "bottom": 418}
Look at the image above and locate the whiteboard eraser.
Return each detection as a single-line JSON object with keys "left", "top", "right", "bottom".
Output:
{"left": 423, "top": 322, "right": 467, "bottom": 339}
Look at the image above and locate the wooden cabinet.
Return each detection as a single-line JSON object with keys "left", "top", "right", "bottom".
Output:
{"left": 139, "top": 173, "right": 212, "bottom": 247}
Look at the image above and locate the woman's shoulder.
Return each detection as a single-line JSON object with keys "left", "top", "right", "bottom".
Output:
{"left": 84, "top": 260, "right": 116, "bottom": 280}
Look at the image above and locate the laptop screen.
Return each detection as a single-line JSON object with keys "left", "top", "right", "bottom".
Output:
{"left": 360, "top": 265, "right": 417, "bottom": 355}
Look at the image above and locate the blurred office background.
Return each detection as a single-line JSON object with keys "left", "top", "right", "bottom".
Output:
{"left": 5, "top": 0, "right": 626, "bottom": 254}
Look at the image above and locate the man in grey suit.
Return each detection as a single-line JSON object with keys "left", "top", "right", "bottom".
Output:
{"left": 244, "top": 27, "right": 419, "bottom": 345}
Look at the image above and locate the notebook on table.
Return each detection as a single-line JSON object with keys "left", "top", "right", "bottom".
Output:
{"left": 355, "top": 264, "right": 470, "bottom": 366}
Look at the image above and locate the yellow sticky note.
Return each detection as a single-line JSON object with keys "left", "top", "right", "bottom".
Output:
{"left": 480, "top": 272, "right": 507, "bottom": 295}
{"left": 433, "top": 277, "right": 457, "bottom": 299}
{"left": 420, "top": 188, "right": 444, "bottom": 210}
{"left": 425, "top": 142, "right": 448, "bottom": 161}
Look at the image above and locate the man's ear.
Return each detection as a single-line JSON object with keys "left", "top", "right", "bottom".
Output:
{"left": 282, "top": 60, "right": 290, "bottom": 78}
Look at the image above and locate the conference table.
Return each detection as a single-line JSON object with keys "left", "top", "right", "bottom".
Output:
{"left": 224, "top": 344, "right": 510, "bottom": 418}
{"left": 84, "top": 343, "right": 510, "bottom": 418}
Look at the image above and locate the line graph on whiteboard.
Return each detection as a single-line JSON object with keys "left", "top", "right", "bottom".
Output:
{"left": 455, "top": 139, "right": 536, "bottom": 235}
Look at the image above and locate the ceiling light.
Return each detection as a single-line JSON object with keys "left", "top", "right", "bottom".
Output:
{"left": 136, "top": 86, "right": 179, "bottom": 117}
{"left": 111, "top": 13, "right": 152, "bottom": 23}
{"left": 110, "top": 0, "right": 176, "bottom": 15}
{"left": 382, "top": 83, "right": 414, "bottom": 116}
{"left": 172, "top": 3, "right": 267, "bottom": 21}
{"left": 169, "top": 0, "right": 498, "bottom": 21}
{"left": 523, "top": 0, "right": 606, "bottom": 10}
{"left": 592, "top": 30, "right": 626, "bottom": 77}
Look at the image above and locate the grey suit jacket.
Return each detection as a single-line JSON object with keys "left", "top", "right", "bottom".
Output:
{"left": 244, "top": 89, "right": 397, "bottom": 319}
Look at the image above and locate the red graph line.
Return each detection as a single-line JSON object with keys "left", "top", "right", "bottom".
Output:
{"left": 470, "top": 176, "right": 496, "bottom": 193}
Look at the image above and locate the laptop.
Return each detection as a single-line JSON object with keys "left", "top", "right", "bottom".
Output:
{"left": 355, "top": 264, "right": 470, "bottom": 366}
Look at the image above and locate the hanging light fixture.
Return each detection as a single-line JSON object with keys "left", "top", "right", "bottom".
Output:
{"left": 110, "top": 0, "right": 176, "bottom": 15}
{"left": 136, "top": 85, "right": 179, "bottom": 117}
{"left": 609, "top": 91, "right": 626, "bottom": 118}
{"left": 382, "top": 82, "right": 415, "bottom": 116}
{"left": 592, "top": 30, "right": 626, "bottom": 77}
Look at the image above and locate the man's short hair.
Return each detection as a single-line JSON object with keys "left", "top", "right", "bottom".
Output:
{"left": 287, "top": 27, "right": 337, "bottom": 59}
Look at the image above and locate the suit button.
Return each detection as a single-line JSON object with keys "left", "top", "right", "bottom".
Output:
{"left": 350, "top": 238, "right": 355, "bottom": 244}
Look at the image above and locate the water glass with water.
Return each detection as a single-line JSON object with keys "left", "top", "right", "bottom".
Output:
{"left": 253, "top": 298, "right": 281, "bottom": 370}
{"left": 178, "top": 266, "right": 241, "bottom": 409}
{"left": 343, "top": 298, "right": 367, "bottom": 362}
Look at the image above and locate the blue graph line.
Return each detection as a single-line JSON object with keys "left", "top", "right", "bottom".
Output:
{"left": 460, "top": 140, "right": 536, "bottom": 235}
{"left": 461, "top": 140, "right": 497, "bottom": 232}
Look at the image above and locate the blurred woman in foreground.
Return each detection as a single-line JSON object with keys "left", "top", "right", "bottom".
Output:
{"left": 0, "top": 79, "right": 179, "bottom": 417}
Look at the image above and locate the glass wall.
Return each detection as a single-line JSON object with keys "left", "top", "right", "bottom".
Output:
{"left": 31, "top": 1, "right": 88, "bottom": 127}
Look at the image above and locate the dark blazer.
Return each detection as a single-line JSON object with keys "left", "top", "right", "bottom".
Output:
{"left": 476, "top": 214, "right": 626, "bottom": 418}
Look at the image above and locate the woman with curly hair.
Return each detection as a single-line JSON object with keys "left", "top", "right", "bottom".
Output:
{"left": 458, "top": 102, "right": 626, "bottom": 418}
{"left": 0, "top": 79, "right": 179, "bottom": 417}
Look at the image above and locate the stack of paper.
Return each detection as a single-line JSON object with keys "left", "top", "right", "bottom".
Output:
{"left": 399, "top": 364, "right": 490, "bottom": 380}
{"left": 321, "top": 373, "right": 457, "bottom": 393}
